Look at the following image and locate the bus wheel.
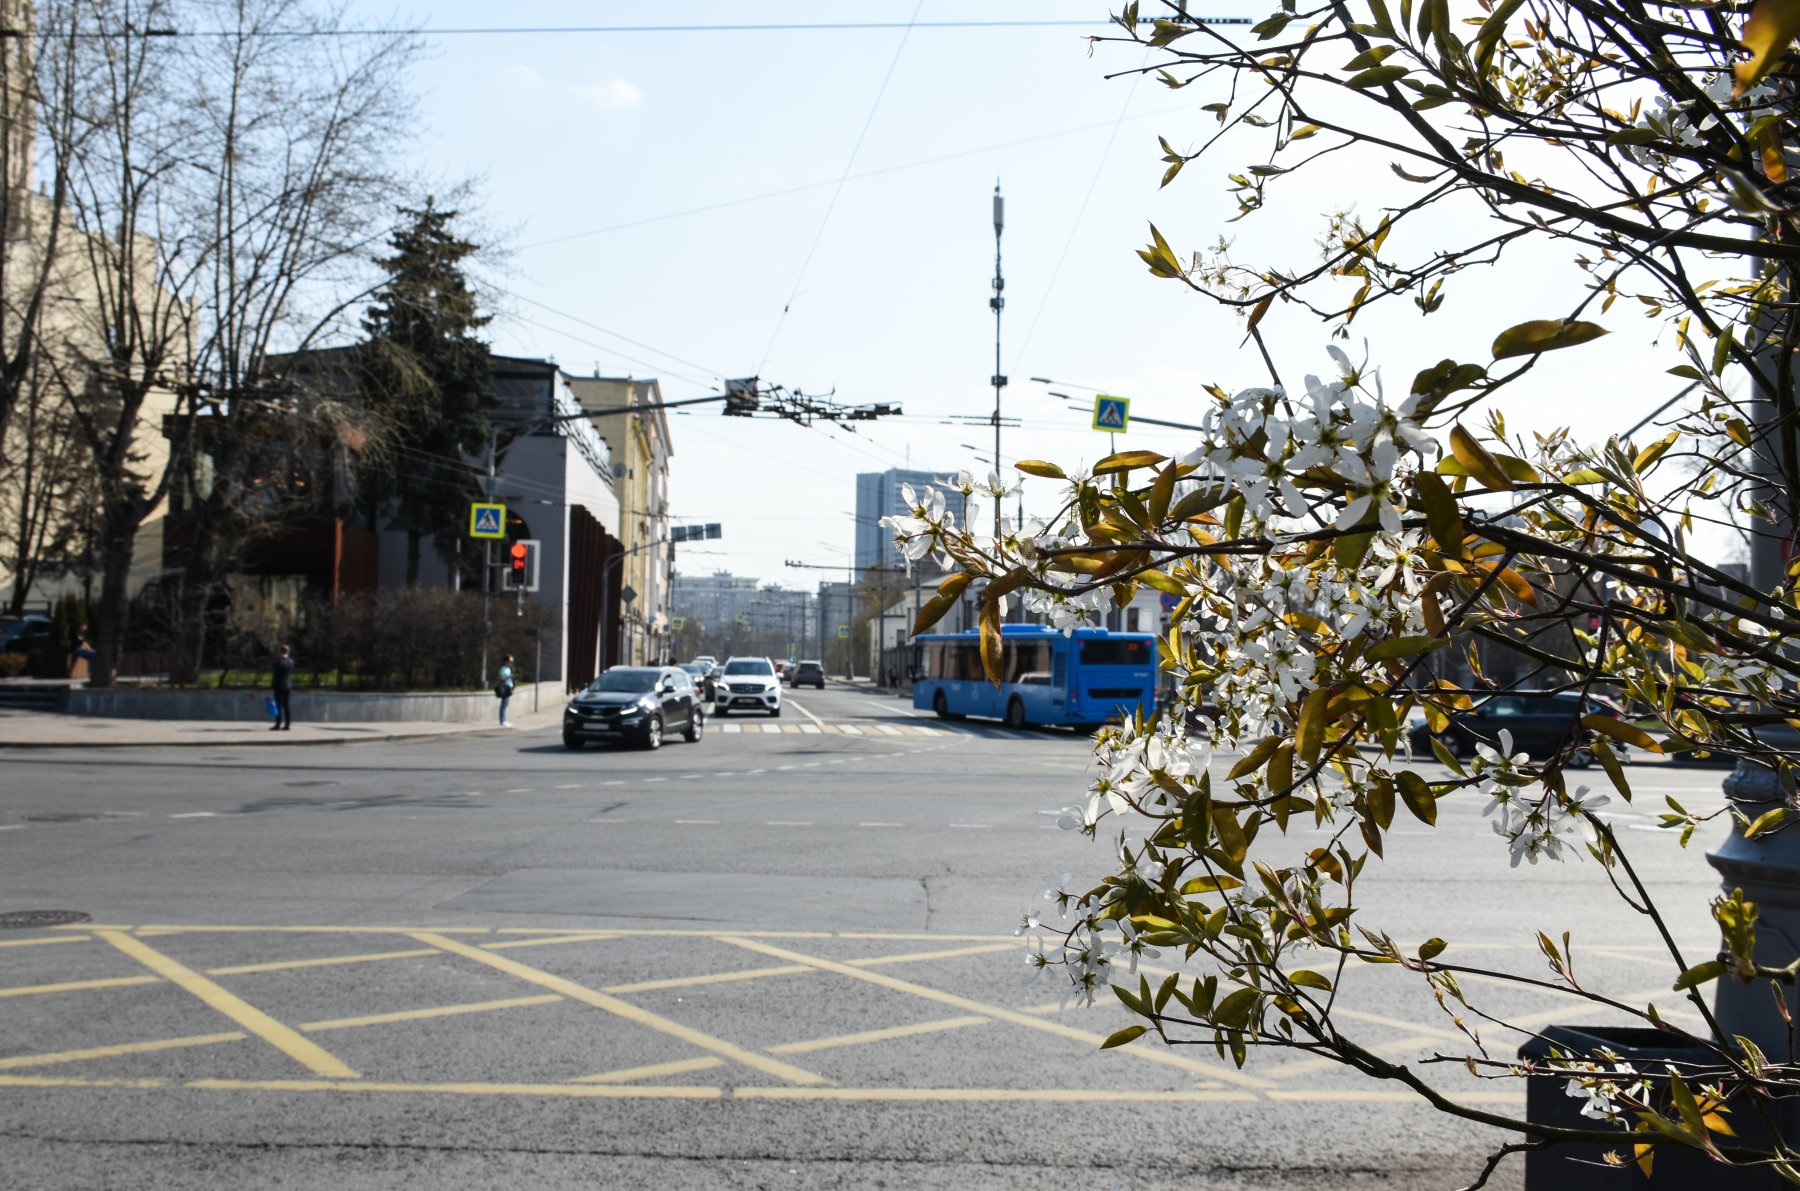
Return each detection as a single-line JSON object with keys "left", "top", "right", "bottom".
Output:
{"left": 1005, "top": 698, "right": 1026, "bottom": 729}
{"left": 932, "top": 690, "right": 950, "bottom": 720}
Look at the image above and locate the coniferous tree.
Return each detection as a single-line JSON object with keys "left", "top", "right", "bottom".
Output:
{"left": 359, "top": 200, "right": 494, "bottom": 586}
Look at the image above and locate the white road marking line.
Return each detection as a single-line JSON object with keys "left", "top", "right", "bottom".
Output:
{"left": 949, "top": 823, "right": 992, "bottom": 829}
{"left": 777, "top": 765, "right": 795, "bottom": 771}
{"left": 680, "top": 774, "right": 704, "bottom": 780}
{"left": 720, "top": 723, "right": 742, "bottom": 734}
{"left": 836, "top": 725, "right": 862, "bottom": 735}
{"left": 799, "top": 724, "right": 823, "bottom": 735}
{"left": 783, "top": 697, "right": 829, "bottom": 729}
{"left": 170, "top": 813, "right": 216, "bottom": 819}
{"left": 554, "top": 784, "right": 584, "bottom": 790}
{"left": 826, "top": 759, "right": 845, "bottom": 765}
{"left": 760, "top": 724, "right": 783, "bottom": 734}
{"left": 876, "top": 725, "right": 905, "bottom": 736}
{"left": 746, "top": 769, "right": 767, "bottom": 775}
{"left": 803, "top": 762, "right": 821, "bottom": 768}
{"left": 504, "top": 788, "right": 533, "bottom": 794}
{"left": 860, "top": 822, "right": 903, "bottom": 828}
{"left": 601, "top": 780, "right": 625, "bottom": 787}
{"left": 768, "top": 821, "right": 813, "bottom": 827}
{"left": 644, "top": 778, "right": 665, "bottom": 784}
{"left": 674, "top": 819, "right": 718, "bottom": 825}
{"left": 0, "top": 825, "right": 24, "bottom": 831}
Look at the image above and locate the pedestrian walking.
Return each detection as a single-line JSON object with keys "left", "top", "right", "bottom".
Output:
{"left": 271, "top": 644, "right": 295, "bottom": 731}
{"left": 496, "top": 655, "right": 515, "bottom": 727}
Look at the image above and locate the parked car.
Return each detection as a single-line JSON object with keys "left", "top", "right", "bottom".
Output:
{"left": 716, "top": 656, "right": 781, "bottom": 717}
{"left": 0, "top": 614, "right": 52, "bottom": 654}
{"left": 791, "top": 660, "right": 826, "bottom": 689}
{"left": 693, "top": 655, "right": 717, "bottom": 671}
{"left": 678, "top": 661, "right": 716, "bottom": 703}
{"left": 1407, "top": 691, "right": 1628, "bottom": 767}
{"left": 564, "top": 665, "right": 704, "bottom": 750}
{"left": 773, "top": 659, "right": 791, "bottom": 682}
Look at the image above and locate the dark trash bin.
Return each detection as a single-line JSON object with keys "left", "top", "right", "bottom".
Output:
{"left": 1519, "top": 1024, "right": 1782, "bottom": 1189}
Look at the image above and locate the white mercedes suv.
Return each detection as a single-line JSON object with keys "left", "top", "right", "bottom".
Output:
{"left": 715, "top": 656, "right": 782, "bottom": 717}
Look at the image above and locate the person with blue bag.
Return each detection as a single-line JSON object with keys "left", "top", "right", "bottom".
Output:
{"left": 270, "top": 644, "right": 294, "bottom": 731}
{"left": 496, "top": 655, "right": 515, "bottom": 728}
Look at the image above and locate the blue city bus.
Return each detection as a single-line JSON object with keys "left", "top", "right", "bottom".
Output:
{"left": 910, "top": 624, "right": 1158, "bottom": 730}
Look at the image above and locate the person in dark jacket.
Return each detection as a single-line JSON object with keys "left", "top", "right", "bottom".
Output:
{"left": 271, "top": 644, "right": 295, "bottom": 731}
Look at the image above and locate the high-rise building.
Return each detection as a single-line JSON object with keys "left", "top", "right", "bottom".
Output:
{"left": 854, "top": 468, "right": 947, "bottom": 569}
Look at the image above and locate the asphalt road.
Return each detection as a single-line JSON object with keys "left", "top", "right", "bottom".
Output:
{"left": 0, "top": 681, "right": 1743, "bottom": 1189}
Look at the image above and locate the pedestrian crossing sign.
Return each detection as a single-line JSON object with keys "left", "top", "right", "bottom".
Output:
{"left": 672, "top": 617, "right": 685, "bottom": 630}
{"left": 469, "top": 502, "right": 506, "bottom": 539}
{"left": 1092, "top": 395, "right": 1130, "bottom": 433}
{"left": 837, "top": 625, "right": 850, "bottom": 639}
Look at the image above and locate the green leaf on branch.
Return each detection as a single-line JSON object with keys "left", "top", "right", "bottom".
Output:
{"left": 1014, "top": 459, "right": 1066, "bottom": 479}
{"left": 1448, "top": 425, "right": 1514, "bottom": 491}
{"left": 1582, "top": 714, "right": 1663, "bottom": 753}
{"left": 1415, "top": 471, "right": 1465, "bottom": 558}
{"left": 1491, "top": 318, "right": 1609, "bottom": 360}
{"left": 1138, "top": 223, "right": 1184, "bottom": 278}
{"left": 1343, "top": 45, "right": 1399, "bottom": 71}
{"left": 1366, "top": 635, "right": 1447, "bottom": 661}
{"left": 1170, "top": 484, "right": 1232, "bottom": 520}
{"left": 1346, "top": 64, "right": 1410, "bottom": 89}
{"left": 1101, "top": 1024, "right": 1149, "bottom": 1049}
{"left": 1673, "top": 959, "right": 1727, "bottom": 991}
{"left": 1094, "top": 449, "right": 1168, "bottom": 476}
{"left": 1398, "top": 771, "right": 1438, "bottom": 825}
{"left": 1212, "top": 987, "right": 1260, "bottom": 1029}
{"left": 1296, "top": 688, "right": 1329, "bottom": 766}
{"left": 1735, "top": 0, "right": 1800, "bottom": 95}
{"left": 1745, "top": 807, "right": 1790, "bottom": 839}
{"left": 1228, "top": 735, "right": 1281, "bottom": 780}
{"left": 1419, "top": 937, "right": 1448, "bottom": 961}
{"left": 1288, "top": 969, "right": 1333, "bottom": 991}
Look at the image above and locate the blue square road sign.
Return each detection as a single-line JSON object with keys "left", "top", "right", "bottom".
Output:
{"left": 1092, "top": 395, "right": 1130, "bottom": 433}
{"left": 469, "top": 502, "right": 506, "bottom": 539}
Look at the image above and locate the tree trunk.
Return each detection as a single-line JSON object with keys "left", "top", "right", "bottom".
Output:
{"left": 88, "top": 504, "right": 139, "bottom": 689}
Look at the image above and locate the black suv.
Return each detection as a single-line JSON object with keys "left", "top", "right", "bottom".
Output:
{"left": 564, "top": 666, "right": 704, "bottom": 750}
{"left": 790, "top": 660, "right": 826, "bottom": 689}
{"left": 1408, "top": 691, "right": 1627, "bottom": 767}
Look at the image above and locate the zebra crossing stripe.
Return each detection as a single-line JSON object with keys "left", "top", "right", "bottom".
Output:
{"left": 720, "top": 723, "right": 742, "bottom": 734}
{"left": 836, "top": 725, "right": 862, "bottom": 735}
{"left": 876, "top": 725, "right": 905, "bottom": 736}
{"left": 799, "top": 724, "right": 823, "bottom": 734}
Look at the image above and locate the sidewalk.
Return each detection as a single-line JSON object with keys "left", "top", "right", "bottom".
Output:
{"left": 0, "top": 698, "right": 568, "bottom": 749}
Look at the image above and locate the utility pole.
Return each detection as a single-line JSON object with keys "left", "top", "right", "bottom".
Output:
{"left": 990, "top": 180, "right": 1006, "bottom": 546}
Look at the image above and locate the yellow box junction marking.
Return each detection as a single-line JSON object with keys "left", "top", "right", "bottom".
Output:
{"left": 96, "top": 930, "right": 359, "bottom": 1079}
{"left": 0, "top": 934, "right": 90, "bottom": 949}
{"left": 768, "top": 1015, "right": 989, "bottom": 1056}
{"left": 573, "top": 1056, "right": 725, "bottom": 1084}
{"left": 717, "top": 935, "right": 1273, "bottom": 1090}
{"left": 0, "top": 975, "right": 160, "bottom": 999}
{"left": 0, "top": 1032, "right": 247, "bottom": 1071}
{"left": 300, "top": 994, "right": 564, "bottom": 1034}
{"left": 409, "top": 931, "right": 828, "bottom": 1087}
{"left": 207, "top": 948, "right": 439, "bottom": 977}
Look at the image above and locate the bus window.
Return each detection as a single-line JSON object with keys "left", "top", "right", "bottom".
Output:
{"left": 1005, "top": 640, "right": 1051, "bottom": 685}
{"left": 1079, "top": 639, "right": 1150, "bottom": 666}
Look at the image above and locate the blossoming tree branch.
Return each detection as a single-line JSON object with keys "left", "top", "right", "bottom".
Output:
{"left": 886, "top": 0, "right": 1800, "bottom": 1182}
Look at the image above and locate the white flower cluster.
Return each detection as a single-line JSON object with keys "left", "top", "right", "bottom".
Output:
{"left": 1618, "top": 73, "right": 1776, "bottom": 170}
{"left": 1021, "top": 873, "right": 1157, "bottom": 1009}
{"left": 1478, "top": 731, "right": 1611, "bottom": 866}
{"left": 1559, "top": 1057, "right": 1650, "bottom": 1125}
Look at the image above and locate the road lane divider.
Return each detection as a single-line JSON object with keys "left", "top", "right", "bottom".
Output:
{"left": 572, "top": 1056, "right": 725, "bottom": 1084}
{"left": 95, "top": 931, "right": 360, "bottom": 1079}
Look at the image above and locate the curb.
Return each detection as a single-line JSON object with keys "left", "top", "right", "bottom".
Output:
{"left": 0, "top": 722, "right": 549, "bottom": 751}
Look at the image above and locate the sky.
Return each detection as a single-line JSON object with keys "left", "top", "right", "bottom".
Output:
{"left": 402, "top": 0, "right": 1719, "bottom": 591}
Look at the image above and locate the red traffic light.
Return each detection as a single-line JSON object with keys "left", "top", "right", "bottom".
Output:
{"left": 509, "top": 542, "right": 528, "bottom": 570}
